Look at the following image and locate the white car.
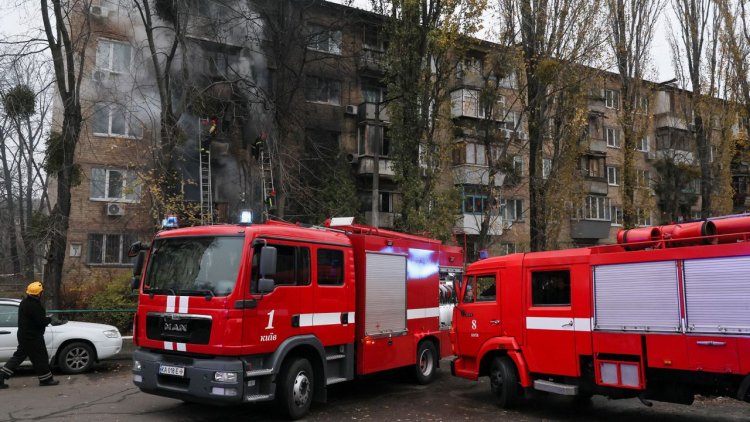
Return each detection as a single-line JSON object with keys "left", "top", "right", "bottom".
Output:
{"left": 0, "top": 298, "right": 123, "bottom": 374}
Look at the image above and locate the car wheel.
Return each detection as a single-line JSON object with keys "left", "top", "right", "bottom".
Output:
{"left": 414, "top": 341, "right": 438, "bottom": 385}
{"left": 489, "top": 356, "right": 520, "bottom": 408}
{"left": 277, "top": 357, "right": 314, "bottom": 420}
{"left": 58, "top": 342, "right": 95, "bottom": 374}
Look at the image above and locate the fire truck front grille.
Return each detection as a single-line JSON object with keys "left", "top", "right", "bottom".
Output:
{"left": 146, "top": 313, "right": 212, "bottom": 344}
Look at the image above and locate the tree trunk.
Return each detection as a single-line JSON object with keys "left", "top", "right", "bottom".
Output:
{"left": 0, "top": 127, "right": 22, "bottom": 274}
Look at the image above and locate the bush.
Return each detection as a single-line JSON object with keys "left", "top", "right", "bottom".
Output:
{"left": 60, "top": 272, "right": 137, "bottom": 334}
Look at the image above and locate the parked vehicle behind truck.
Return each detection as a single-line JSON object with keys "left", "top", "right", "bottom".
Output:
{"left": 451, "top": 214, "right": 750, "bottom": 409}
{"left": 129, "top": 216, "right": 463, "bottom": 419}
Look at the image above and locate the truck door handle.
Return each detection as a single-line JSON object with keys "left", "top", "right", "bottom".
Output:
{"left": 460, "top": 309, "right": 473, "bottom": 317}
{"left": 489, "top": 320, "right": 500, "bottom": 325}
{"left": 562, "top": 320, "right": 573, "bottom": 328}
{"left": 696, "top": 341, "right": 726, "bottom": 347}
{"left": 0, "top": 331, "right": 10, "bottom": 335}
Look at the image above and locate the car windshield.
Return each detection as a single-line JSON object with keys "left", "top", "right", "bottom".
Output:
{"left": 143, "top": 236, "right": 244, "bottom": 297}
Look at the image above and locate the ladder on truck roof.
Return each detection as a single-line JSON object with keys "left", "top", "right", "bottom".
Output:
{"left": 260, "top": 148, "right": 275, "bottom": 219}
{"left": 199, "top": 118, "right": 213, "bottom": 225}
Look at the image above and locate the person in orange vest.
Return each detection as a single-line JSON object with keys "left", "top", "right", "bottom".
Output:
{"left": 0, "top": 282, "right": 60, "bottom": 389}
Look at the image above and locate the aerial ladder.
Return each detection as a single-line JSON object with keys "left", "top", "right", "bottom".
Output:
{"left": 259, "top": 144, "right": 275, "bottom": 219}
{"left": 198, "top": 117, "right": 214, "bottom": 225}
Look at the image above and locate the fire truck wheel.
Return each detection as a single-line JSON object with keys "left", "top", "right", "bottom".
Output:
{"left": 278, "top": 357, "right": 314, "bottom": 420}
{"left": 489, "top": 356, "right": 520, "bottom": 408}
{"left": 415, "top": 341, "right": 437, "bottom": 385}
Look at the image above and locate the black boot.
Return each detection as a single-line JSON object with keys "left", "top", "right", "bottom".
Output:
{"left": 0, "top": 373, "right": 8, "bottom": 389}
{"left": 39, "top": 377, "right": 59, "bottom": 386}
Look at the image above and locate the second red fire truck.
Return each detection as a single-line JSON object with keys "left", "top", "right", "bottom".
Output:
{"left": 129, "top": 216, "right": 462, "bottom": 419}
{"left": 451, "top": 215, "right": 750, "bottom": 408}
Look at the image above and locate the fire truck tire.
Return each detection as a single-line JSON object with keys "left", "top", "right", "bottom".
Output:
{"left": 415, "top": 341, "right": 438, "bottom": 385}
{"left": 489, "top": 356, "right": 520, "bottom": 408}
{"left": 277, "top": 357, "right": 314, "bottom": 420}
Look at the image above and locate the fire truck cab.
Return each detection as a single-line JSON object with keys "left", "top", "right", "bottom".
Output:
{"left": 451, "top": 215, "right": 750, "bottom": 408}
{"left": 130, "top": 218, "right": 462, "bottom": 419}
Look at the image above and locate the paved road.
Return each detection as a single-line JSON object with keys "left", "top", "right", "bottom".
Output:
{"left": 1, "top": 358, "right": 749, "bottom": 421}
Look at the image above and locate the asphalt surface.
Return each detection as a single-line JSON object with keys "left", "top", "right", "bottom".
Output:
{"left": 0, "top": 348, "right": 748, "bottom": 421}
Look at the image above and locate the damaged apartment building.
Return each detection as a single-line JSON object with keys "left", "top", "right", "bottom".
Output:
{"left": 54, "top": 0, "right": 744, "bottom": 284}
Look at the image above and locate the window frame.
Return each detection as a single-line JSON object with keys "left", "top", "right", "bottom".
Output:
{"left": 90, "top": 167, "right": 140, "bottom": 202}
{"left": 305, "top": 75, "right": 342, "bottom": 105}
{"left": 607, "top": 166, "right": 620, "bottom": 186}
{"left": 92, "top": 103, "right": 143, "bottom": 138}
{"left": 604, "top": 89, "right": 620, "bottom": 109}
{"left": 87, "top": 233, "right": 133, "bottom": 265}
{"left": 95, "top": 38, "right": 132, "bottom": 74}
{"left": 307, "top": 24, "right": 342, "bottom": 55}
{"left": 605, "top": 127, "right": 620, "bottom": 148}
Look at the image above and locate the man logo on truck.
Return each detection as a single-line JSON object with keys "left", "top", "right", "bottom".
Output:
{"left": 163, "top": 322, "right": 188, "bottom": 333}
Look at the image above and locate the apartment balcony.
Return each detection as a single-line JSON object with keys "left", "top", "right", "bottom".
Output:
{"left": 357, "top": 48, "right": 385, "bottom": 73}
{"left": 456, "top": 213, "right": 504, "bottom": 236}
{"left": 352, "top": 155, "right": 395, "bottom": 178}
{"left": 657, "top": 149, "right": 694, "bottom": 165}
{"left": 588, "top": 138, "right": 607, "bottom": 154}
{"left": 456, "top": 72, "right": 484, "bottom": 88}
{"left": 452, "top": 164, "right": 506, "bottom": 186}
{"left": 570, "top": 219, "right": 612, "bottom": 239}
{"left": 654, "top": 112, "right": 690, "bottom": 131}
{"left": 358, "top": 102, "right": 390, "bottom": 123}
{"left": 586, "top": 178, "right": 609, "bottom": 195}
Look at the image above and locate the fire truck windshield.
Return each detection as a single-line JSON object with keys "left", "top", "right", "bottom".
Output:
{"left": 143, "top": 236, "right": 244, "bottom": 297}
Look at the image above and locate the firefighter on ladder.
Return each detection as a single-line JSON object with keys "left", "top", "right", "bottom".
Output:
{"left": 201, "top": 117, "right": 219, "bottom": 153}
{"left": 252, "top": 131, "right": 268, "bottom": 161}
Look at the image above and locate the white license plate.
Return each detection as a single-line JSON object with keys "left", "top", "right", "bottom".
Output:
{"left": 159, "top": 365, "right": 185, "bottom": 377}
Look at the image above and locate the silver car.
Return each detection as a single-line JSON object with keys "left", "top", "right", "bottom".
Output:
{"left": 0, "top": 298, "right": 123, "bottom": 374}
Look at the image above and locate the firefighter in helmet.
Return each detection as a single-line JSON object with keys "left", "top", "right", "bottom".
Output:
{"left": 252, "top": 131, "right": 268, "bottom": 161}
{"left": 0, "top": 282, "right": 60, "bottom": 389}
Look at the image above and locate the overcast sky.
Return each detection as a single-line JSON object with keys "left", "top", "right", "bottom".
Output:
{"left": 0, "top": 0, "right": 675, "bottom": 82}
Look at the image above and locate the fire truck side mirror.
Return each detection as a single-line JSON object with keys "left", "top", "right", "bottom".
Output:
{"left": 259, "top": 245, "right": 277, "bottom": 277}
{"left": 131, "top": 250, "right": 147, "bottom": 290}
{"left": 258, "top": 278, "right": 275, "bottom": 294}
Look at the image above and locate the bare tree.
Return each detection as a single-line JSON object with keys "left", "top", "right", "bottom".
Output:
{"left": 0, "top": 56, "right": 53, "bottom": 279}
{"left": 39, "top": 0, "right": 93, "bottom": 307}
{"left": 605, "top": 0, "right": 664, "bottom": 227}
{"left": 496, "top": 0, "right": 604, "bottom": 251}
{"left": 670, "top": 0, "right": 723, "bottom": 218}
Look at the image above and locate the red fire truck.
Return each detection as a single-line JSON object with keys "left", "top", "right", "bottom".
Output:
{"left": 129, "top": 217, "right": 463, "bottom": 419}
{"left": 451, "top": 214, "right": 750, "bottom": 408}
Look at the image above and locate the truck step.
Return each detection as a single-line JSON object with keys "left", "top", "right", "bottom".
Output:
{"left": 326, "top": 377, "right": 348, "bottom": 385}
{"left": 244, "top": 394, "right": 273, "bottom": 402}
{"left": 245, "top": 369, "right": 274, "bottom": 377}
{"left": 533, "top": 380, "right": 579, "bottom": 396}
{"left": 326, "top": 354, "right": 346, "bottom": 361}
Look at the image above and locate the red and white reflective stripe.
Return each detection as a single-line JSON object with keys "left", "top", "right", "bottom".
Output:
{"left": 298, "top": 312, "right": 355, "bottom": 327}
{"left": 164, "top": 341, "right": 187, "bottom": 352}
{"left": 165, "top": 296, "right": 189, "bottom": 351}
{"left": 166, "top": 296, "right": 189, "bottom": 314}
{"left": 406, "top": 307, "right": 440, "bottom": 320}
{"left": 525, "top": 316, "right": 592, "bottom": 332}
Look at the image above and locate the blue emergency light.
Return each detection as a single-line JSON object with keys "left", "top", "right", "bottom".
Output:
{"left": 161, "top": 215, "right": 179, "bottom": 229}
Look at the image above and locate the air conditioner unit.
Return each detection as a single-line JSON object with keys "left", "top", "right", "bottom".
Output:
{"left": 346, "top": 153, "right": 360, "bottom": 164}
{"left": 92, "top": 70, "right": 106, "bottom": 82}
{"left": 345, "top": 105, "right": 358, "bottom": 115}
{"left": 107, "top": 202, "right": 125, "bottom": 216}
{"left": 91, "top": 5, "right": 110, "bottom": 17}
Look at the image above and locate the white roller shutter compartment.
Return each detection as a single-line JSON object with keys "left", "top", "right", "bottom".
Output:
{"left": 683, "top": 256, "right": 750, "bottom": 334}
{"left": 364, "top": 252, "right": 407, "bottom": 336}
{"left": 593, "top": 261, "right": 681, "bottom": 332}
